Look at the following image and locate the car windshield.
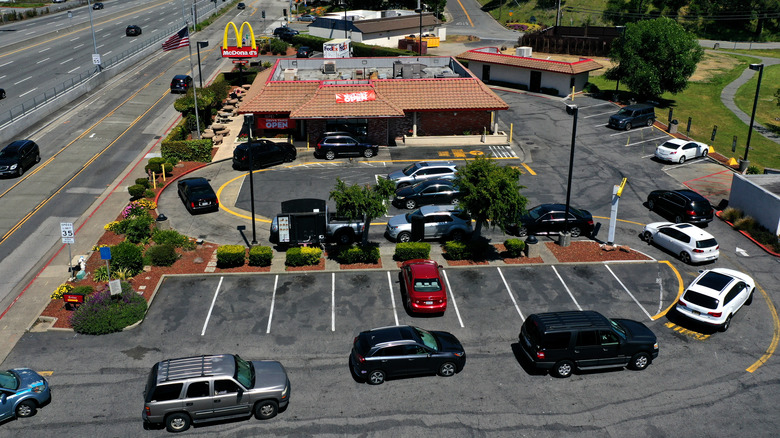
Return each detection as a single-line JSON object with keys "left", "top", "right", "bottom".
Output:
{"left": 405, "top": 209, "right": 424, "bottom": 222}
{"left": 696, "top": 238, "right": 718, "bottom": 249}
{"left": 0, "top": 370, "right": 19, "bottom": 390}
{"left": 234, "top": 355, "right": 253, "bottom": 388}
{"left": 414, "top": 278, "right": 442, "bottom": 292}
{"left": 190, "top": 186, "right": 213, "bottom": 197}
{"left": 402, "top": 163, "right": 422, "bottom": 176}
{"left": 608, "top": 318, "right": 628, "bottom": 339}
{"left": 684, "top": 291, "right": 719, "bottom": 309}
{"left": 526, "top": 206, "right": 545, "bottom": 220}
{"left": 615, "top": 108, "right": 632, "bottom": 116}
{"left": 413, "top": 327, "right": 440, "bottom": 351}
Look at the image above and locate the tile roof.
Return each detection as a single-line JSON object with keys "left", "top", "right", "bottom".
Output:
{"left": 456, "top": 49, "right": 603, "bottom": 75}
{"left": 374, "top": 78, "right": 507, "bottom": 111}
{"left": 289, "top": 85, "right": 405, "bottom": 118}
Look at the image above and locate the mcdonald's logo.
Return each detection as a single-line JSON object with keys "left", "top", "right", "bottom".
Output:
{"left": 222, "top": 21, "right": 258, "bottom": 58}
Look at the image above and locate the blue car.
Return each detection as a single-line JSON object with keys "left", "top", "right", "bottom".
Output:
{"left": 0, "top": 368, "right": 51, "bottom": 420}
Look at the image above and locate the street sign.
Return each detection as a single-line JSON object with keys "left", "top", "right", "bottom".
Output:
{"left": 60, "top": 222, "right": 74, "bottom": 244}
{"left": 92, "top": 54, "right": 102, "bottom": 65}
{"left": 109, "top": 279, "right": 122, "bottom": 295}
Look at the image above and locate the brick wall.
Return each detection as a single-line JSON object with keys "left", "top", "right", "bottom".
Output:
{"left": 419, "top": 111, "right": 491, "bottom": 135}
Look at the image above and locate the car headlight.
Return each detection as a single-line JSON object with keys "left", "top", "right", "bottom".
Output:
{"left": 10, "top": 164, "right": 17, "bottom": 170}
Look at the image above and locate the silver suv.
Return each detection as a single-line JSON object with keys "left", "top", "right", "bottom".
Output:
{"left": 142, "top": 354, "right": 290, "bottom": 433}
{"left": 387, "top": 161, "right": 457, "bottom": 188}
{"left": 386, "top": 205, "right": 472, "bottom": 242}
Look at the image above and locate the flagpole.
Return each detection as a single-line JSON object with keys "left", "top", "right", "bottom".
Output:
{"left": 187, "top": 6, "right": 201, "bottom": 140}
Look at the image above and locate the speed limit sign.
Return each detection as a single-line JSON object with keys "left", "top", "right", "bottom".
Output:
{"left": 60, "top": 222, "right": 75, "bottom": 244}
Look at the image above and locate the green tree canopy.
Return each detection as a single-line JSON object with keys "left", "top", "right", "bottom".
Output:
{"left": 329, "top": 177, "right": 395, "bottom": 244}
{"left": 173, "top": 87, "right": 216, "bottom": 114}
{"left": 453, "top": 157, "right": 527, "bottom": 237}
{"left": 605, "top": 17, "right": 704, "bottom": 98}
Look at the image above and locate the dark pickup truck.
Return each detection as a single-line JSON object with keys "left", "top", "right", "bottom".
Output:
{"left": 270, "top": 199, "right": 364, "bottom": 246}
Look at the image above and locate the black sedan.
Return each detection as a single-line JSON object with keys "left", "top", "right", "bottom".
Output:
{"left": 393, "top": 178, "right": 460, "bottom": 210}
{"left": 0, "top": 89, "right": 5, "bottom": 99}
{"left": 177, "top": 177, "right": 218, "bottom": 214}
{"left": 232, "top": 140, "right": 296, "bottom": 170}
{"left": 350, "top": 325, "right": 466, "bottom": 385}
{"left": 93, "top": 2, "right": 104, "bottom": 9}
{"left": 125, "top": 25, "right": 142, "bottom": 37}
{"left": 237, "top": 2, "right": 245, "bottom": 9}
{"left": 314, "top": 134, "right": 377, "bottom": 160}
{"left": 509, "top": 203, "right": 594, "bottom": 238}
{"left": 646, "top": 189, "right": 713, "bottom": 225}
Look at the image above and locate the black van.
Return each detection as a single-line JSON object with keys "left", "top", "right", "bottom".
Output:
{"left": 518, "top": 310, "right": 659, "bottom": 378}
{"left": 607, "top": 104, "right": 655, "bottom": 130}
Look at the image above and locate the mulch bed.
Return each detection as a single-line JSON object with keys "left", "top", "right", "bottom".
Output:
{"left": 545, "top": 241, "right": 651, "bottom": 263}
{"left": 494, "top": 244, "right": 544, "bottom": 264}
{"left": 286, "top": 258, "right": 326, "bottom": 271}
{"left": 340, "top": 260, "right": 383, "bottom": 269}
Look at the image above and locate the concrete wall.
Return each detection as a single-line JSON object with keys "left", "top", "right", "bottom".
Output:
{"left": 729, "top": 173, "right": 780, "bottom": 235}
{"left": 467, "top": 61, "right": 590, "bottom": 97}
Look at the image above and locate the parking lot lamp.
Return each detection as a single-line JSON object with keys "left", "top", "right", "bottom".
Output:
{"left": 742, "top": 63, "right": 764, "bottom": 169}
{"left": 341, "top": 1, "right": 348, "bottom": 39}
{"left": 244, "top": 114, "right": 258, "bottom": 245}
{"left": 415, "top": 8, "right": 423, "bottom": 56}
{"left": 196, "top": 41, "right": 208, "bottom": 89}
{"left": 561, "top": 104, "right": 579, "bottom": 247}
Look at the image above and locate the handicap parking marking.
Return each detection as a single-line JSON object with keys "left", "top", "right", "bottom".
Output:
{"left": 442, "top": 270, "right": 464, "bottom": 328}
{"left": 551, "top": 266, "right": 582, "bottom": 310}
{"left": 664, "top": 321, "right": 711, "bottom": 341}
{"left": 497, "top": 267, "right": 525, "bottom": 321}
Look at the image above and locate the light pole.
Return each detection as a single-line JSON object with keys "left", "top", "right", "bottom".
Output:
{"left": 342, "top": 1, "right": 348, "bottom": 39}
{"left": 244, "top": 114, "right": 258, "bottom": 245}
{"left": 561, "top": 103, "right": 578, "bottom": 247}
{"left": 196, "top": 41, "right": 209, "bottom": 89}
{"left": 85, "top": 0, "right": 102, "bottom": 71}
{"left": 415, "top": 8, "right": 423, "bottom": 56}
{"left": 742, "top": 63, "right": 764, "bottom": 170}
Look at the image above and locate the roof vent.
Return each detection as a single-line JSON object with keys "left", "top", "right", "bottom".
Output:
{"left": 322, "top": 62, "right": 336, "bottom": 74}
{"left": 516, "top": 46, "right": 532, "bottom": 58}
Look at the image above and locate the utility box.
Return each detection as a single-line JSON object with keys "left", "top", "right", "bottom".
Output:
{"left": 323, "top": 39, "right": 351, "bottom": 58}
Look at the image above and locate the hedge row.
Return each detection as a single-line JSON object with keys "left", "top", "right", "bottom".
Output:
{"left": 286, "top": 247, "right": 323, "bottom": 267}
{"left": 161, "top": 139, "right": 213, "bottom": 163}
{"left": 215, "top": 245, "right": 274, "bottom": 268}
{"left": 334, "top": 244, "right": 380, "bottom": 264}
{"left": 393, "top": 242, "right": 431, "bottom": 261}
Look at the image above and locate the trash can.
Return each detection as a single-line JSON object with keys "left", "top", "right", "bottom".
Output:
{"left": 155, "top": 213, "right": 171, "bottom": 231}
{"left": 525, "top": 235, "right": 540, "bottom": 258}
{"left": 669, "top": 119, "right": 679, "bottom": 134}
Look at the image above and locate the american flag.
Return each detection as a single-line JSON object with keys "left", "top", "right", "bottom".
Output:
{"left": 162, "top": 27, "right": 189, "bottom": 51}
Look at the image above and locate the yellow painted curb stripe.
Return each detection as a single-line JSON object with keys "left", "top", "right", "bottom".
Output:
{"left": 747, "top": 282, "right": 779, "bottom": 373}
{"left": 651, "top": 260, "right": 684, "bottom": 320}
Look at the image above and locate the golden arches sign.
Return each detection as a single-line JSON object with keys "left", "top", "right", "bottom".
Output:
{"left": 222, "top": 21, "right": 258, "bottom": 58}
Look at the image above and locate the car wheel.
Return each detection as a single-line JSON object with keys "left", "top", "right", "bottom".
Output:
{"left": 363, "top": 148, "right": 374, "bottom": 158}
{"left": 746, "top": 289, "right": 754, "bottom": 305}
{"left": 516, "top": 227, "right": 528, "bottom": 237}
{"left": 647, "top": 199, "right": 655, "bottom": 211}
{"left": 35, "top": 154, "right": 41, "bottom": 163}
{"left": 702, "top": 149, "right": 708, "bottom": 158}
{"left": 165, "top": 413, "right": 191, "bottom": 433}
{"left": 629, "top": 352, "right": 651, "bottom": 370}
{"left": 647, "top": 118, "right": 654, "bottom": 127}
{"left": 254, "top": 400, "right": 278, "bottom": 420}
{"left": 643, "top": 231, "right": 653, "bottom": 244}
{"left": 16, "top": 166, "right": 24, "bottom": 177}
{"left": 552, "top": 360, "right": 574, "bottom": 378}
{"left": 325, "top": 150, "right": 336, "bottom": 160}
{"left": 438, "top": 362, "right": 457, "bottom": 377}
{"left": 680, "top": 252, "right": 692, "bottom": 264}
{"left": 284, "top": 153, "right": 295, "bottom": 163}
{"left": 368, "top": 369, "right": 385, "bottom": 385}
{"left": 719, "top": 314, "right": 732, "bottom": 332}
{"left": 404, "top": 199, "right": 417, "bottom": 209}
{"left": 625, "top": 122, "right": 632, "bottom": 131}
{"left": 449, "top": 229, "right": 465, "bottom": 241}
{"left": 335, "top": 230, "right": 354, "bottom": 245}
{"left": 15, "top": 400, "right": 36, "bottom": 418}
{"left": 679, "top": 155, "right": 686, "bottom": 164}
{"left": 397, "top": 231, "right": 412, "bottom": 243}
{"left": 674, "top": 215, "right": 683, "bottom": 224}
{"left": 569, "top": 226, "right": 582, "bottom": 238}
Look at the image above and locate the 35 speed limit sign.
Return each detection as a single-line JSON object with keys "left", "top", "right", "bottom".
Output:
{"left": 60, "top": 222, "right": 75, "bottom": 244}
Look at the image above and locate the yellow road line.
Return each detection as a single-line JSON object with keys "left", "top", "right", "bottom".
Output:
{"left": 664, "top": 322, "right": 711, "bottom": 340}
{"left": 747, "top": 282, "right": 779, "bottom": 372}
{"left": 593, "top": 215, "right": 646, "bottom": 226}
{"left": 455, "top": 0, "right": 474, "bottom": 27}
{"left": 521, "top": 163, "right": 536, "bottom": 175}
{"left": 651, "top": 260, "right": 684, "bottom": 320}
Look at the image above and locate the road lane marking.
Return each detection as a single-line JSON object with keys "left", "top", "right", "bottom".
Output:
{"left": 610, "top": 127, "right": 653, "bottom": 136}
{"left": 454, "top": 0, "right": 474, "bottom": 27}
{"left": 626, "top": 136, "right": 668, "bottom": 147}
{"left": 521, "top": 163, "right": 536, "bottom": 176}
{"left": 582, "top": 110, "right": 616, "bottom": 119}
{"left": 651, "top": 260, "right": 684, "bottom": 320}
{"left": 266, "top": 275, "right": 278, "bottom": 334}
{"left": 442, "top": 270, "right": 464, "bottom": 328}
{"left": 552, "top": 266, "right": 581, "bottom": 310}
{"left": 388, "top": 271, "right": 399, "bottom": 326}
{"left": 497, "top": 267, "right": 524, "bottom": 321}
{"left": 38, "top": 371, "right": 53, "bottom": 376}
{"left": 14, "top": 76, "right": 32, "bottom": 85}
{"left": 19, "top": 88, "right": 38, "bottom": 97}
{"left": 331, "top": 273, "right": 335, "bottom": 332}
{"left": 747, "top": 282, "right": 779, "bottom": 373}
{"left": 605, "top": 264, "right": 652, "bottom": 320}
{"left": 60, "top": 58, "right": 74, "bottom": 65}
{"left": 664, "top": 321, "right": 711, "bottom": 340}
{"left": 200, "top": 276, "right": 223, "bottom": 336}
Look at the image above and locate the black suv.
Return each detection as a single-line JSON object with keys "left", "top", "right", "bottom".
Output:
{"left": 646, "top": 189, "right": 714, "bottom": 225}
{"left": 232, "top": 140, "right": 296, "bottom": 170}
{"left": 273, "top": 27, "right": 298, "bottom": 41}
{"left": 314, "top": 134, "right": 377, "bottom": 160}
{"left": 607, "top": 103, "right": 655, "bottom": 130}
{"left": 296, "top": 46, "right": 313, "bottom": 58}
{"left": 518, "top": 310, "right": 659, "bottom": 378}
{"left": 0, "top": 140, "right": 41, "bottom": 178}
{"left": 170, "top": 75, "right": 192, "bottom": 94}
{"left": 350, "top": 325, "right": 466, "bottom": 385}
{"left": 125, "top": 25, "right": 142, "bottom": 36}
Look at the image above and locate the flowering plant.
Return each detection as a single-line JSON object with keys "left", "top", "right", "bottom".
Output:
{"left": 122, "top": 200, "right": 154, "bottom": 219}
{"left": 51, "top": 283, "right": 73, "bottom": 300}
{"left": 237, "top": 133, "right": 249, "bottom": 142}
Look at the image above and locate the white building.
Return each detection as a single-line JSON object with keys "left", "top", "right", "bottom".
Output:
{"left": 306, "top": 11, "right": 441, "bottom": 48}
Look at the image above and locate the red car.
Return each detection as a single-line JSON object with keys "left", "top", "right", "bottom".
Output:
{"left": 401, "top": 259, "right": 447, "bottom": 314}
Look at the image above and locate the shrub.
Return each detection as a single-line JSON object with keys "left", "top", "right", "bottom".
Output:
{"left": 71, "top": 285, "right": 95, "bottom": 297}
{"left": 444, "top": 241, "right": 468, "bottom": 260}
{"left": 733, "top": 216, "right": 757, "bottom": 232}
{"left": 336, "top": 244, "right": 380, "bottom": 264}
{"left": 135, "top": 178, "right": 151, "bottom": 189}
{"left": 51, "top": 283, "right": 74, "bottom": 300}
{"left": 444, "top": 240, "right": 493, "bottom": 261}
{"left": 161, "top": 139, "right": 213, "bottom": 162}
{"left": 145, "top": 157, "right": 172, "bottom": 175}
{"left": 249, "top": 246, "right": 273, "bottom": 267}
{"left": 104, "top": 221, "right": 121, "bottom": 233}
{"left": 146, "top": 244, "right": 178, "bottom": 267}
{"left": 111, "top": 241, "right": 144, "bottom": 275}
{"left": 285, "top": 247, "right": 323, "bottom": 266}
{"left": 113, "top": 267, "right": 134, "bottom": 281}
{"left": 152, "top": 229, "right": 195, "bottom": 249}
{"left": 746, "top": 165, "right": 762, "bottom": 175}
{"left": 144, "top": 189, "right": 156, "bottom": 198}
{"left": 122, "top": 200, "right": 149, "bottom": 219}
{"left": 217, "top": 244, "right": 245, "bottom": 268}
{"left": 128, "top": 184, "right": 146, "bottom": 199}
{"left": 92, "top": 265, "right": 109, "bottom": 282}
{"left": 123, "top": 212, "right": 155, "bottom": 243}
{"left": 69, "top": 285, "right": 147, "bottom": 335}
{"left": 504, "top": 238, "right": 526, "bottom": 257}
{"left": 394, "top": 242, "right": 431, "bottom": 261}
{"left": 583, "top": 82, "right": 600, "bottom": 93}
{"left": 720, "top": 207, "right": 743, "bottom": 222}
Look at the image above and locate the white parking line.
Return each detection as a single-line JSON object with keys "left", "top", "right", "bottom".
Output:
{"left": 610, "top": 127, "right": 653, "bottom": 136}
{"left": 626, "top": 135, "right": 668, "bottom": 147}
{"left": 266, "top": 275, "right": 278, "bottom": 333}
{"left": 552, "top": 266, "right": 582, "bottom": 310}
{"left": 497, "top": 267, "right": 524, "bottom": 321}
{"left": 579, "top": 102, "right": 614, "bottom": 109}
{"left": 442, "top": 270, "right": 464, "bottom": 328}
{"left": 331, "top": 273, "right": 335, "bottom": 332}
{"left": 201, "top": 276, "right": 224, "bottom": 336}
{"left": 605, "top": 265, "right": 653, "bottom": 320}
{"left": 387, "top": 271, "right": 399, "bottom": 326}
{"left": 582, "top": 110, "right": 616, "bottom": 119}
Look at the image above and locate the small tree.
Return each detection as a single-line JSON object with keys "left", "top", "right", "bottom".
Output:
{"left": 454, "top": 157, "right": 528, "bottom": 238}
{"left": 329, "top": 177, "right": 395, "bottom": 244}
{"left": 605, "top": 17, "right": 703, "bottom": 98}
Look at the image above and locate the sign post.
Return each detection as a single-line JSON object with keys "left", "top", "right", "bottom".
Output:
{"left": 607, "top": 178, "right": 627, "bottom": 246}
{"left": 99, "top": 246, "right": 112, "bottom": 280}
{"left": 60, "top": 222, "right": 75, "bottom": 277}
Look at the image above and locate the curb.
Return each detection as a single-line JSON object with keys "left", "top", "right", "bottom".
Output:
{"left": 716, "top": 211, "right": 780, "bottom": 257}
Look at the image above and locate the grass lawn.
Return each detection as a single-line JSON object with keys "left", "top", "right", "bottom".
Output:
{"left": 587, "top": 52, "right": 780, "bottom": 170}
{"left": 475, "top": 0, "right": 609, "bottom": 27}
{"left": 733, "top": 63, "right": 780, "bottom": 145}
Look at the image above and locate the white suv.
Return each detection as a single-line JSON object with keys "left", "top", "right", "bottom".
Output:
{"left": 642, "top": 222, "right": 719, "bottom": 264}
{"left": 387, "top": 161, "right": 457, "bottom": 188}
{"left": 676, "top": 269, "right": 755, "bottom": 331}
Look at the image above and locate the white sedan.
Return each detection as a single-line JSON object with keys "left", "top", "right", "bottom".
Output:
{"left": 654, "top": 139, "right": 709, "bottom": 164}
